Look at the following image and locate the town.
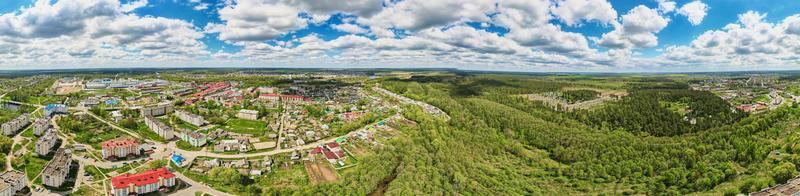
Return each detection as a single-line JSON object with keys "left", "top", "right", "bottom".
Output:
{"left": 0, "top": 71, "right": 445, "bottom": 195}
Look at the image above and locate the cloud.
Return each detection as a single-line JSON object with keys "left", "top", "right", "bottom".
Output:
{"left": 0, "top": 0, "right": 120, "bottom": 38}
{"left": 207, "top": 0, "right": 307, "bottom": 42}
{"left": 662, "top": 11, "right": 800, "bottom": 69}
{"left": 121, "top": 0, "right": 148, "bottom": 12}
{"left": 598, "top": 5, "right": 670, "bottom": 51}
{"left": 551, "top": 0, "right": 617, "bottom": 27}
{"left": 678, "top": 1, "right": 709, "bottom": 25}
{"left": 656, "top": 0, "right": 676, "bottom": 13}
{"left": 359, "top": 0, "right": 496, "bottom": 37}
{"left": 0, "top": 0, "right": 207, "bottom": 68}
{"left": 332, "top": 23, "right": 368, "bottom": 34}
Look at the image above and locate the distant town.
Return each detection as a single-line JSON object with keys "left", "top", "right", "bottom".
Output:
{"left": 0, "top": 70, "right": 448, "bottom": 195}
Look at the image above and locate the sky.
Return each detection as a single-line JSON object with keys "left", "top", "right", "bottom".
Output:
{"left": 0, "top": 0, "right": 799, "bottom": 72}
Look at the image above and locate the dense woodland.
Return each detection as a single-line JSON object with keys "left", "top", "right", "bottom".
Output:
{"left": 325, "top": 75, "right": 799, "bottom": 195}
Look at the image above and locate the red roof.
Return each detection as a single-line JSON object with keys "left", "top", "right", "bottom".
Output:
{"left": 111, "top": 167, "right": 175, "bottom": 189}
{"left": 323, "top": 151, "right": 338, "bottom": 159}
{"left": 326, "top": 142, "right": 340, "bottom": 149}
{"left": 101, "top": 138, "right": 139, "bottom": 149}
{"left": 310, "top": 147, "right": 322, "bottom": 155}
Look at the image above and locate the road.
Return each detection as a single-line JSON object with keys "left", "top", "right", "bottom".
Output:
{"left": 171, "top": 171, "right": 231, "bottom": 196}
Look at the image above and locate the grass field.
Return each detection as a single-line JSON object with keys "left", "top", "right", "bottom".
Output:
{"left": 177, "top": 140, "right": 203, "bottom": 151}
{"left": 224, "top": 118, "right": 268, "bottom": 136}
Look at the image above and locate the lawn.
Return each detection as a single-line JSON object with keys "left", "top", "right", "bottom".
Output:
{"left": 224, "top": 118, "right": 268, "bottom": 136}
{"left": 134, "top": 122, "right": 166, "bottom": 143}
{"left": 176, "top": 140, "right": 203, "bottom": 151}
{"left": 57, "top": 115, "right": 131, "bottom": 149}
{"left": 13, "top": 153, "right": 49, "bottom": 181}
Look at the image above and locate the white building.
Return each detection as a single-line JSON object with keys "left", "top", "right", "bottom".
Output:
{"left": 1, "top": 113, "right": 28, "bottom": 136}
{"left": 140, "top": 103, "right": 173, "bottom": 117}
{"left": 175, "top": 110, "right": 204, "bottom": 127}
{"left": 32, "top": 118, "right": 49, "bottom": 136}
{"left": 237, "top": 109, "right": 259, "bottom": 120}
{"left": 144, "top": 117, "right": 174, "bottom": 140}
{"left": 36, "top": 129, "right": 58, "bottom": 156}
{"left": 0, "top": 170, "right": 26, "bottom": 196}
{"left": 101, "top": 138, "right": 141, "bottom": 160}
{"left": 42, "top": 148, "right": 72, "bottom": 188}
{"left": 178, "top": 131, "right": 207, "bottom": 147}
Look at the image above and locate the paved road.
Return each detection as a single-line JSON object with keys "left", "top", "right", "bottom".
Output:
{"left": 171, "top": 171, "right": 231, "bottom": 196}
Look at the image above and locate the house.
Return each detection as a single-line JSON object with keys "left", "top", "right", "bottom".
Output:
{"left": 110, "top": 110, "right": 124, "bottom": 122}
{"left": 101, "top": 138, "right": 141, "bottom": 160}
{"left": 36, "top": 129, "right": 58, "bottom": 156}
{"left": 310, "top": 142, "right": 347, "bottom": 165}
{"left": 111, "top": 167, "right": 176, "bottom": 196}
{"left": 1, "top": 113, "right": 29, "bottom": 136}
{"left": 178, "top": 131, "right": 207, "bottom": 147}
{"left": 0, "top": 170, "right": 26, "bottom": 196}
{"left": 214, "top": 139, "right": 249, "bottom": 152}
{"left": 32, "top": 118, "right": 49, "bottom": 136}
{"left": 208, "top": 128, "right": 227, "bottom": 140}
{"left": 175, "top": 110, "right": 204, "bottom": 127}
{"left": 42, "top": 148, "right": 73, "bottom": 187}
{"left": 237, "top": 109, "right": 259, "bottom": 120}
{"left": 232, "top": 159, "right": 249, "bottom": 168}
{"left": 340, "top": 111, "right": 363, "bottom": 121}
{"left": 204, "top": 159, "right": 220, "bottom": 168}
{"left": 144, "top": 116, "right": 174, "bottom": 140}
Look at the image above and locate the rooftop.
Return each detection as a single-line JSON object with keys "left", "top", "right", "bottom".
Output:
{"left": 111, "top": 167, "right": 175, "bottom": 189}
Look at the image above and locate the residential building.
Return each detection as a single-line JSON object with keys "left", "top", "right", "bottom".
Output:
{"left": 1, "top": 113, "right": 28, "bottom": 136}
{"left": 32, "top": 118, "right": 49, "bottom": 136}
{"left": 280, "top": 94, "right": 305, "bottom": 103}
{"left": 44, "top": 104, "right": 68, "bottom": 117}
{"left": 0, "top": 170, "right": 26, "bottom": 196}
{"left": 258, "top": 93, "right": 280, "bottom": 101}
{"left": 101, "top": 138, "right": 141, "bottom": 160}
{"left": 144, "top": 117, "right": 174, "bottom": 140}
{"left": 140, "top": 103, "right": 173, "bottom": 117}
{"left": 178, "top": 131, "right": 207, "bottom": 147}
{"left": 175, "top": 110, "right": 204, "bottom": 127}
{"left": 36, "top": 129, "right": 58, "bottom": 156}
{"left": 111, "top": 167, "right": 176, "bottom": 196}
{"left": 42, "top": 148, "right": 73, "bottom": 187}
{"left": 237, "top": 109, "right": 259, "bottom": 120}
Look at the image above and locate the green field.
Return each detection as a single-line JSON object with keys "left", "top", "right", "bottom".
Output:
{"left": 223, "top": 118, "right": 268, "bottom": 136}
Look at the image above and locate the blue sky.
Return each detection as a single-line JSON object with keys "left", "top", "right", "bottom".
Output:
{"left": 0, "top": 0, "right": 798, "bottom": 72}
